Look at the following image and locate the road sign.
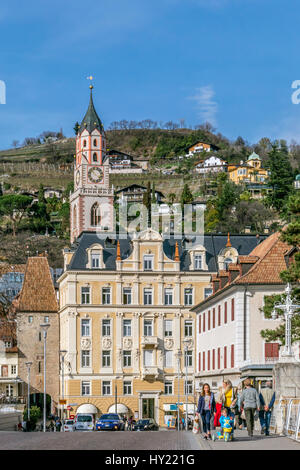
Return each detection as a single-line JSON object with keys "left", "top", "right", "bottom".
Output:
{"left": 70, "top": 414, "right": 75, "bottom": 419}
{"left": 59, "top": 399, "right": 67, "bottom": 405}
{"left": 68, "top": 403, "right": 78, "bottom": 406}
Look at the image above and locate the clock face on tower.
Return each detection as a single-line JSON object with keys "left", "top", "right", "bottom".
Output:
{"left": 88, "top": 166, "right": 104, "bottom": 184}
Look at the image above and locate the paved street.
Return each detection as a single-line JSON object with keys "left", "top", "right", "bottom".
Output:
{"left": 198, "top": 429, "right": 300, "bottom": 451}
{"left": 0, "top": 430, "right": 200, "bottom": 450}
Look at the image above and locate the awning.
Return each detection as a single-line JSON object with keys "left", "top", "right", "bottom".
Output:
{"left": 76, "top": 404, "right": 98, "bottom": 414}
{"left": 183, "top": 404, "right": 196, "bottom": 414}
{"left": 108, "top": 404, "right": 129, "bottom": 414}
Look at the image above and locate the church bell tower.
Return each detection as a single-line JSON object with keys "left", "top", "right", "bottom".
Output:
{"left": 70, "top": 85, "right": 114, "bottom": 242}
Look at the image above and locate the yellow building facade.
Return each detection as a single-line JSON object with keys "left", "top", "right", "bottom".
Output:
{"left": 228, "top": 152, "right": 269, "bottom": 185}
{"left": 59, "top": 229, "right": 214, "bottom": 426}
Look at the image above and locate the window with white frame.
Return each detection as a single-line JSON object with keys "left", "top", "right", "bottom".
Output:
{"left": 164, "top": 381, "right": 173, "bottom": 395}
{"left": 81, "top": 350, "right": 91, "bottom": 367}
{"left": 204, "top": 287, "right": 213, "bottom": 299}
{"left": 81, "top": 286, "right": 90, "bottom": 304}
{"left": 144, "top": 349, "right": 153, "bottom": 366}
{"left": 184, "top": 288, "right": 193, "bottom": 306}
{"left": 91, "top": 253, "right": 100, "bottom": 268}
{"left": 6, "top": 384, "right": 13, "bottom": 397}
{"left": 11, "top": 365, "right": 17, "bottom": 375}
{"left": 194, "top": 254, "right": 203, "bottom": 270}
{"left": 184, "top": 350, "right": 193, "bottom": 367}
{"left": 102, "top": 381, "right": 111, "bottom": 395}
{"left": 143, "top": 288, "right": 153, "bottom": 305}
{"left": 123, "top": 288, "right": 132, "bottom": 305}
{"left": 102, "top": 287, "right": 111, "bottom": 305}
{"left": 164, "top": 288, "right": 173, "bottom": 305}
{"left": 164, "top": 319, "right": 173, "bottom": 337}
{"left": 143, "top": 255, "right": 154, "bottom": 271}
{"left": 102, "top": 350, "right": 111, "bottom": 367}
{"left": 164, "top": 350, "right": 173, "bottom": 368}
{"left": 82, "top": 381, "right": 91, "bottom": 396}
{"left": 28, "top": 316, "right": 33, "bottom": 324}
{"left": 102, "top": 319, "right": 111, "bottom": 336}
{"left": 144, "top": 319, "right": 153, "bottom": 336}
{"left": 123, "top": 381, "right": 132, "bottom": 395}
{"left": 123, "top": 350, "right": 132, "bottom": 367}
{"left": 123, "top": 319, "right": 132, "bottom": 337}
{"left": 81, "top": 319, "right": 90, "bottom": 337}
{"left": 44, "top": 316, "right": 49, "bottom": 323}
{"left": 184, "top": 380, "right": 193, "bottom": 395}
{"left": 4, "top": 341, "right": 12, "bottom": 348}
{"left": 184, "top": 320, "right": 193, "bottom": 337}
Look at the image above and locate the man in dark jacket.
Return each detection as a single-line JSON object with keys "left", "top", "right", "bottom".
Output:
{"left": 259, "top": 381, "right": 275, "bottom": 436}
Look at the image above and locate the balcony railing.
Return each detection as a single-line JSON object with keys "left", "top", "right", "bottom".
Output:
{"left": 0, "top": 395, "right": 26, "bottom": 404}
{"left": 141, "top": 336, "right": 159, "bottom": 348}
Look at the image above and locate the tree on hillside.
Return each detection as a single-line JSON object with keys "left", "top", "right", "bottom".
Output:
{"left": 180, "top": 183, "right": 193, "bottom": 206}
{"left": 73, "top": 122, "right": 80, "bottom": 135}
{"left": 260, "top": 193, "right": 300, "bottom": 345}
{"left": 0, "top": 194, "right": 33, "bottom": 237}
{"left": 266, "top": 142, "right": 294, "bottom": 212}
{"left": 11, "top": 140, "right": 19, "bottom": 148}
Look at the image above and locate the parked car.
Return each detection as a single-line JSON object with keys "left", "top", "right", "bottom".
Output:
{"left": 63, "top": 419, "right": 75, "bottom": 432}
{"left": 74, "top": 413, "right": 95, "bottom": 431}
{"left": 133, "top": 418, "right": 159, "bottom": 431}
{"left": 95, "top": 413, "right": 124, "bottom": 431}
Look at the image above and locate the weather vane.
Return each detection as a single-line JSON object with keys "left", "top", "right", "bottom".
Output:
{"left": 87, "top": 75, "right": 94, "bottom": 89}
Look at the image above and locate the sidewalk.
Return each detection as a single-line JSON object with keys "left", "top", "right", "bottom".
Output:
{"left": 197, "top": 428, "right": 300, "bottom": 450}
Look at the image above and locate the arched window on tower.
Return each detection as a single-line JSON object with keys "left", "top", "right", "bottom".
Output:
{"left": 224, "top": 257, "right": 233, "bottom": 270}
{"left": 93, "top": 152, "right": 98, "bottom": 162}
{"left": 91, "top": 203, "right": 101, "bottom": 226}
{"left": 83, "top": 140, "right": 87, "bottom": 148}
{"left": 93, "top": 139, "right": 97, "bottom": 147}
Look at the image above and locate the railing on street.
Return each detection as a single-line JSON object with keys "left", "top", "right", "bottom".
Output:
{"left": 0, "top": 395, "right": 25, "bottom": 405}
{"left": 270, "top": 398, "right": 300, "bottom": 442}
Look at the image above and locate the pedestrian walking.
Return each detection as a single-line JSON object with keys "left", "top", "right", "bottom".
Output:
{"left": 259, "top": 381, "right": 275, "bottom": 436}
{"left": 197, "top": 383, "right": 216, "bottom": 440}
{"left": 128, "top": 415, "right": 133, "bottom": 431}
{"left": 239, "top": 378, "right": 260, "bottom": 437}
{"left": 55, "top": 418, "right": 62, "bottom": 432}
{"left": 236, "top": 383, "right": 247, "bottom": 429}
{"left": 22, "top": 419, "right": 27, "bottom": 432}
{"left": 221, "top": 379, "right": 238, "bottom": 419}
{"left": 214, "top": 387, "right": 223, "bottom": 428}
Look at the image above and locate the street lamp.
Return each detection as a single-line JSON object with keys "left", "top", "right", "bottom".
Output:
{"left": 25, "top": 362, "right": 32, "bottom": 422}
{"left": 60, "top": 350, "right": 67, "bottom": 432}
{"left": 183, "top": 338, "right": 190, "bottom": 432}
{"left": 271, "top": 283, "right": 299, "bottom": 358}
{"left": 176, "top": 350, "right": 182, "bottom": 432}
{"left": 40, "top": 324, "right": 50, "bottom": 432}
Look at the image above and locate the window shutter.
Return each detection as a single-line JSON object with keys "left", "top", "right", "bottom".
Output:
{"left": 231, "top": 298, "right": 235, "bottom": 321}
{"left": 224, "top": 346, "right": 227, "bottom": 369}
{"left": 218, "top": 305, "right": 221, "bottom": 326}
{"left": 203, "top": 351, "right": 205, "bottom": 371}
{"left": 218, "top": 348, "right": 220, "bottom": 369}
{"left": 199, "top": 315, "right": 201, "bottom": 334}
{"left": 203, "top": 312, "right": 205, "bottom": 332}
{"left": 231, "top": 344, "right": 234, "bottom": 368}
{"left": 199, "top": 352, "right": 201, "bottom": 371}
{"left": 224, "top": 302, "right": 227, "bottom": 324}
{"left": 208, "top": 310, "right": 211, "bottom": 330}
{"left": 213, "top": 308, "right": 215, "bottom": 328}
{"left": 212, "top": 349, "right": 215, "bottom": 370}
{"left": 208, "top": 350, "right": 210, "bottom": 371}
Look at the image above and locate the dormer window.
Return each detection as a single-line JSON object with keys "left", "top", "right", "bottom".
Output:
{"left": 194, "top": 254, "right": 203, "bottom": 270}
{"left": 144, "top": 255, "right": 153, "bottom": 271}
{"left": 91, "top": 252, "right": 100, "bottom": 268}
{"left": 224, "top": 257, "right": 233, "bottom": 270}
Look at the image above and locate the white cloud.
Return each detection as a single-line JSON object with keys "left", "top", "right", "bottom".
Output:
{"left": 188, "top": 85, "right": 218, "bottom": 125}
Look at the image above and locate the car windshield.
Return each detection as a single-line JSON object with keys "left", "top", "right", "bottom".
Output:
{"left": 137, "top": 419, "right": 150, "bottom": 425}
{"left": 65, "top": 420, "right": 73, "bottom": 425}
{"left": 77, "top": 415, "right": 92, "bottom": 422}
{"left": 100, "top": 414, "right": 119, "bottom": 420}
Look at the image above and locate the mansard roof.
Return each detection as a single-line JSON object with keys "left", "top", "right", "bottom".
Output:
{"left": 66, "top": 231, "right": 266, "bottom": 272}
{"left": 79, "top": 86, "right": 104, "bottom": 134}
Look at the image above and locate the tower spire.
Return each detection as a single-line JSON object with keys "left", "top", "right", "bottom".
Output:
{"left": 226, "top": 232, "right": 232, "bottom": 248}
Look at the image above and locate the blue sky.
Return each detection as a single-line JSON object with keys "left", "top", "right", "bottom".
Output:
{"left": 1, "top": 0, "right": 300, "bottom": 149}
